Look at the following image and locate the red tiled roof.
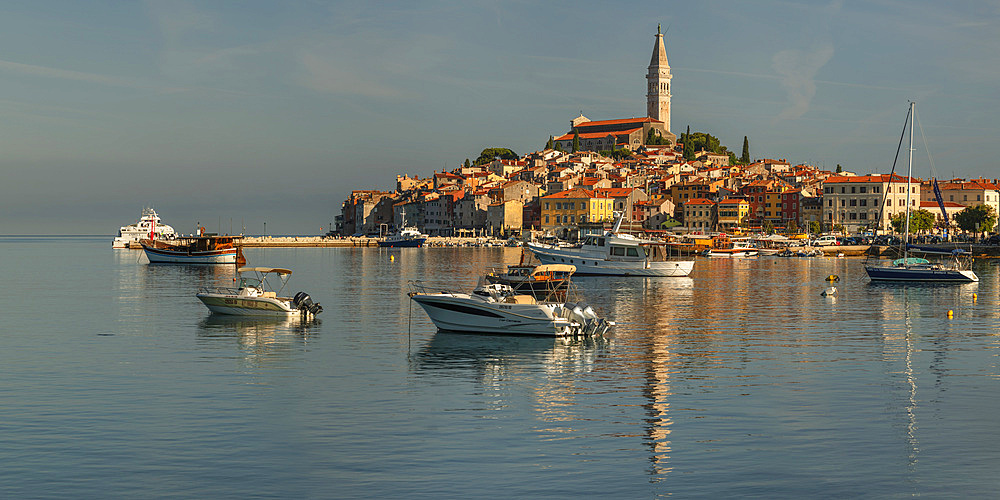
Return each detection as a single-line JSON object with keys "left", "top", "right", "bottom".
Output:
{"left": 576, "top": 117, "right": 661, "bottom": 128}
{"left": 684, "top": 198, "right": 715, "bottom": 206}
{"left": 920, "top": 201, "right": 964, "bottom": 208}
{"left": 542, "top": 188, "right": 607, "bottom": 199}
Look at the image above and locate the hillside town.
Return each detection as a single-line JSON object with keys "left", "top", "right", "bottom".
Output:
{"left": 338, "top": 27, "right": 999, "bottom": 241}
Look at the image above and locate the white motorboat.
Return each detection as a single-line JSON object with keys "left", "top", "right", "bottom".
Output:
{"left": 407, "top": 272, "right": 613, "bottom": 337}
{"left": 864, "top": 103, "right": 978, "bottom": 283}
{"left": 112, "top": 208, "right": 176, "bottom": 248}
{"left": 526, "top": 213, "right": 694, "bottom": 277}
{"left": 197, "top": 267, "right": 323, "bottom": 317}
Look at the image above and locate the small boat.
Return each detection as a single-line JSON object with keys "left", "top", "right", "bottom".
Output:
{"left": 113, "top": 208, "right": 176, "bottom": 248}
{"left": 140, "top": 228, "right": 244, "bottom": 264}
{"left": 197, "top": 267, "right": 323, "bottom": 317}
{"left": 526, "top": 212, "right": 694, "bottom": 277}
{"left": 407, "top": 272, "right": 613, "bottom": 337}
{"left": 707, "top": 234, "right": 758, "bottom": 258}
{"left": 865, "top": 103, "right": 978, "bottom": 283}
{"left": 485, "top": 263, "right": 576, "bottom": 300}
{"left": 378, "top": 227, "right": 428, "bottom": 248}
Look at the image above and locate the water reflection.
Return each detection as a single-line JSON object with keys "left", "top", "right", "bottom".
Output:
{"left": 194, "top": 315, "right": 319, "bottom": 374}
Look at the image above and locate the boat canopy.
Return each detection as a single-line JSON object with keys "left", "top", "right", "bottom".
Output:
{"left": 238, "top": 267, "right": 292, "bottom": 275}
{"left": 532, "top": 264, "right": 576, "bottom": 275}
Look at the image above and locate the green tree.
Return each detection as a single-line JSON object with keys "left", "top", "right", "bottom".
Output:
{"left": 740, "top": 136, "right": 750, "bottom": 164}
{"left": 832, "top": 224, "right": 845, "bottom": 234}
{"left": 463, "top": 158, "right": 470, "bottom": 169}
{"left": 762, "top": 220, "right": 775, "bottom": 234}
{"left": 836, "top": 164, "right": 843, "bottom": 173}
{"left": 809, "top": 220, "right": 822, "bottom": 235}
{"left": 786, "top": 219, "right": 799, "bottom": 233}
{"left": 954, "top": 204, "right": 997, "bottom": 236}
{"left": 545, "top": 136, "right": 554, "bottom": 150}
{"left": 572, "top": 131, "right": 580, "bottom": 153}
{"left": 473, "top": 148, "right": 518, "bottom": 166}
{"left": 890, "top": 209, "right": 936, "bottom": 233}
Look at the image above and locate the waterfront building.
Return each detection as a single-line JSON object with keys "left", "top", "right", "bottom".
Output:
{"left": 921, "top": 179, "right": 1000, "bottom": 218}
{"left": 822, "top": 174, "right": 917, "bottom": 233}
{"left": 717, "top": 198, "right": 750, "bottom": 232}
{"left": 487, "top": 200, "right": 524, "bottom": 237}
{"left": 683, "top": 198, "right": 716, "bottom": 232}
{"left": 540, "top": 188, "right": 613, "bottom": 230}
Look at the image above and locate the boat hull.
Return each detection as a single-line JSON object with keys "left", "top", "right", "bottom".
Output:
{"left": 377, "top": 238, "right": 426, "bottom": 248}
{"left": 409, "top": 294, "right": 576, "bottom": 336}
{"left": 708, "top": 249, "right": 759, "bottom": 258}
{"left": 526, "top": 244, "right": 693, "bottom": 277}
{"left": 865, "top": 265, "right": 979, "bottom": 282}
{"left": 197, "top": 293, "right": 304, "bottom": 316}
{"left": 143, "top": 245, "right": 238, "bottom": 264}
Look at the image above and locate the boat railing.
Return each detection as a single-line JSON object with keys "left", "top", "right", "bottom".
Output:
{"left": 406, "top": 280, "right": 466, "bottom": 297}
{"left": 199, "top": 286, "right": 240, "bottom": 295}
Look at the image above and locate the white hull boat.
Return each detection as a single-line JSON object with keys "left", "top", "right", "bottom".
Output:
{"left": 526, "top": 212, "right": 694, "bottom": 277}
{"left": 197, "top": 267, "right": 323, "bottom": 317}
{"left": 408, "top": 275, "right": 613, "bottom": 337}
{"left": 113, "top": 208, "right": 176, "bottom": 248}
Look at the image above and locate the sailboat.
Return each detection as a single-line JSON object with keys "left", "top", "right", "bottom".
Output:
{"left": 864, "top": 102, "right": 978, "bottom": 283}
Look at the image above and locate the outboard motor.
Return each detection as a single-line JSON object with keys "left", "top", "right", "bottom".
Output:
{"left": 293, "top": 291, "right": 324, "bottom": 316}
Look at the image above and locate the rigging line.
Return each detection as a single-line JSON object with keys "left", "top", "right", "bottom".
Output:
{"left": 873, "top": 103, "right": 912, "bottom": 235}
{"left": 913, "top": 106, "right": 940, "bottom": 180}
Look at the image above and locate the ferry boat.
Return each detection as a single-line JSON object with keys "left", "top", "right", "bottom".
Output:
{"left": 197, "top": 267, "right": 323, "bottom": 318}
{"left": 378, "top": 227, "right": 428, "bottom": 248}
{"left": 525, "top": 213, "right": 694, "bottom": 277}
{"left": 112, "top": 208, "right": 176, "bottom": 248}
{"left": 140, "top": 228, "right": 244, "bottom": 264}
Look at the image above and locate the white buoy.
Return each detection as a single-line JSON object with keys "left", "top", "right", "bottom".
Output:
{"left": 821, "top": 286, "right": 837, "bottom": 296}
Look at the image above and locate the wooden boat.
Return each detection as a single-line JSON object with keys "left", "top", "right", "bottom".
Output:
{"left": 140, "top": 231, "right": 244, "bottom": 264}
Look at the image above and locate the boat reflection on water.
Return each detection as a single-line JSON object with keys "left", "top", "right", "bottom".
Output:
{"left": 412, "top": 331, "right": 609, "bottom": 376}
{"left": 197, "top": 314, "right": 320, "bottom": 356}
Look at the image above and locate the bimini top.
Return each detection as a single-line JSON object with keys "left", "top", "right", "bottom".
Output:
{"left": 532, "top": 264, "right": 576, "bottom": 275}
{"left": 238, "top": 267, "right": 292, "bottom": 275}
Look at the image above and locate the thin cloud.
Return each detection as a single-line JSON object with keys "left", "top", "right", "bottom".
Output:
{"left": 772, "top": 44, "right": 834, "bottom": 120}
{"left": 0, "top": 59, "right": 139, "bottom": 88}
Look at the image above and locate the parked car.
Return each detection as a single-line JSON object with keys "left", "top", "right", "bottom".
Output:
{"left": 813, "top": 235, "right": 840, "bottom": 246}
{"left": 987, "top": 234, "right": 1000, "bottom": 245}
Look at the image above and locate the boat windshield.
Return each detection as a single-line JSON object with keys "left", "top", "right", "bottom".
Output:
{"left": 239, "top": 277, "right": 263, "bottom": 289}
{"left": 892, "top": 257, "right": 930, "bottom": 266}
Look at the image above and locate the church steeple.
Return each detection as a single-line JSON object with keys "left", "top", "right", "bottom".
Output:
{"left": 646, "top": 25, "right": 672, "bottom": 132}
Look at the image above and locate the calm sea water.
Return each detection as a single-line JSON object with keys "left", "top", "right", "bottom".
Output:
{"left": 2, "top": 236, "right": 1000, "bottom": 498}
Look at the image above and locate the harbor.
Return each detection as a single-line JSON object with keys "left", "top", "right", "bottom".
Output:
{"left": 5, "top": 236, "right": 1000, "bottom": 498}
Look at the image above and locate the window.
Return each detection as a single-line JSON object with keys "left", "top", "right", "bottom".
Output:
{"left": 841, "top": 200, "right": 846, "bottom": 207}
{"left": 860, "top": 186, "right": 867, "bottom": 193}
{"left": 626, "top": 248, "right": 640, "bottom": 257}
{"left": 851, "top": 186, "right": 856, "bottom": 193}
{"left": 850, "top": 213, "right": 857, "bottom": 220}
{"left": 949, "top": 195, "right": 954, "bottom": 201}
{"left": 610, "top": 246, "right": 625, "bottom": 256}
{"left": 828, "top": 199, "right": 833, "bottom": 206}
{"left": 850, "top": 199, "right": 857, "bottom": 206}
{"left": 860, "top": 199, "right": 867, "bottom": 207}
{"left": 841, "top": 187, "right": 846, "bottom": 193}
{"left": 860, "top": 212, "right": 868, "bottom": 220}
{"left": 556, "top": 202, "right": 562, "bottom": 210}
{"left": 570, "top": 215, "right": 576, "bottom": 223}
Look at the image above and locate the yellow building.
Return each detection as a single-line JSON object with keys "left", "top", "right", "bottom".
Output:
{"left": 717, "top": 198, "right": 750, "bottom": 231}
{"left": 540, "top": 188, "right": 613, "bottom": 229}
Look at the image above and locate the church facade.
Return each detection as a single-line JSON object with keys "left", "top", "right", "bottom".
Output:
{"left": 553, "top": 27, "right": 675, "bottom": 153}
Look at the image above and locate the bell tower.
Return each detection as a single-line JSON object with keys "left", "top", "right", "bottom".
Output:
{"left": 646, "top": 24, "right": 672, "bottom": 132}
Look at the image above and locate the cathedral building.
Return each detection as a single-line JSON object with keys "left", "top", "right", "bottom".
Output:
{"left": 553, "top": 26, "right": 676, "bottom": 153}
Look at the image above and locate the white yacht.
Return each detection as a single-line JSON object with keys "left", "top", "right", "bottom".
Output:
{"left": 113, "top": 208, "right": 176, "bottom": 248}
{"left": 408, "top": 271, "right": 613, "bottom": 337}
{"left": 526, "top": 213, "right": 694, "bottom": 276}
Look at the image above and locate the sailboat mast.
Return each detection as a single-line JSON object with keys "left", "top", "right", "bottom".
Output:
{"left": 903, "top": 102, "right": 914, "bottom": 259}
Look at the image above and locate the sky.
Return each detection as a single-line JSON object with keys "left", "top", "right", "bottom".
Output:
{"left": 2, "top": 0, "right": 1000, "bottom": 235}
